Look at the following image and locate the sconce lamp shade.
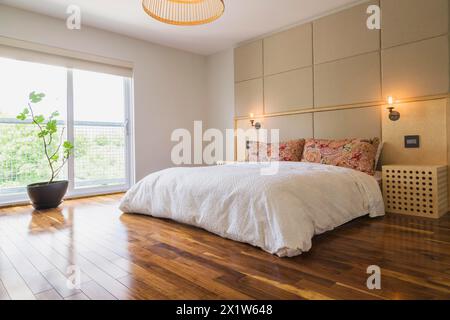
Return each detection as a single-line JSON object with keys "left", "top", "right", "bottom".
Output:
{"left": 386, "top": 96, "right": 400, "bottom": 121}
{"left": 387, "top": 96, "right": 394, "bottom": 105}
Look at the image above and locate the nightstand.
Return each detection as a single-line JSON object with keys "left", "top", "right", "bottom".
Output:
{"left": 382, "top": 165, "right": 448, "bottom": 219}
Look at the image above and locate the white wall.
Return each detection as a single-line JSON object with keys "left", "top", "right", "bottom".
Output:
{"left": 206, "top": 49, "right": 235, "bottom": 132}
{"left": 206, "top": 49, "right": 235, "bottom": 159}
{"left": 0, "top": 5, "right": 208, "bottom": 181}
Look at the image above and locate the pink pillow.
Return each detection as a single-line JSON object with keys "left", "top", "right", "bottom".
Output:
{"left": 302, "top": 138, "right": 380, "bottom": 175}
{"left": 247, "top": 139, "right": 305, "bottom": 162}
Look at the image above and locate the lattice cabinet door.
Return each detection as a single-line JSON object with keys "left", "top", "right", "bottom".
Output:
{"left": 382, "top": 165, "right": 448, "bottom": 219}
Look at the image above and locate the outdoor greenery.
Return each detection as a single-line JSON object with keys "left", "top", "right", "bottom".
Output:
{"left": 0, "top": 124, "right": 126, "bottom": 190}
{"left": 73, "top": 126, "right": 125, "bottom": 185}
{"left": 0, "top": 123, "right": 53, "bottom": 188}
{"left": 0, "top": 92, "right": 126, "bottom": 191}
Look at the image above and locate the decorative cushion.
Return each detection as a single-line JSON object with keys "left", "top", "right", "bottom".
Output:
{"left": 247, "top": 139, "right": 305, "bottom": 162}
{"left": 302, "top": 138, "right": 380, "bottom": 175}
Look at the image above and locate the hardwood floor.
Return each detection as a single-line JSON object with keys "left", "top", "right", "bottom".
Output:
{"left": 0, "top": 194, "right": 450, "bottom": 300}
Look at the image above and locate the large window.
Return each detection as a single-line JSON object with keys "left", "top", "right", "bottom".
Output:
{"left": 0, "top": 57, "right": 133, "bottom": 204}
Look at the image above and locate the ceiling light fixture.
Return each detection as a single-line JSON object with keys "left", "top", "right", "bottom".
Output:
{"left": 142, "top": 0, "right": 225, "bottom": 26}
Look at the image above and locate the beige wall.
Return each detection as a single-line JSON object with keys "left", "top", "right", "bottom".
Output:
{"left": 234, "top": 0, "right": 449, "bottom": 117}
{"left": 232, "top": 0, "right": 450, "bottom": 209}
{"left": 0, "top": 5, "right": 208, "bottom": 181}
{"left": 233, "top": 0, "right": 449, "bottom": 145}
{"left": 381, "top": 99, "right": 448, "bottom": 166}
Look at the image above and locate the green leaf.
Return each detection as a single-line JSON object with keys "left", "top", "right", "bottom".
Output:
{"left": 29, "top": 91, "right": 45, "bottom": 103}
{"left": 46, "top": 119, "right": 57, "bottom": 134}
{"left": 37, "top": 130, "right": 48, "bottom": 138}
{"left": 63, "top": 141, "right": 74, "bottom": 150}
{"left": 50, "top": 111, "right": 60, "bottom": 119}
{"left": 51, "top": 154, "right": 59, "bottom": 162}
{"left": 63, "top": 141, "right": 74, "bottom": 159}
{"left": 16, "top": 108, "right": 29, "bottom": 121}
{"left": 34, "top": 115, "right": 45, "bottom": 124}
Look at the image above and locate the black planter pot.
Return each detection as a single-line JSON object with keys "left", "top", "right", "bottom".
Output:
{"left": 27, "top": 180, "right": 69, "bottom": 210}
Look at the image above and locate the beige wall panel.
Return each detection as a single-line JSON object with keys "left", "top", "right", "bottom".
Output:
{"left": 382, "top": 36, "right": 449, "bottom": 99}
{"left": 263, "top": 113, "right": 314, "bottom": 141}
{"left": 235, "top": 114, "right": 313, "bottom": 161}
{"left": 264, "top": 67, "right": 313, "bottom": 114}
{"left": 381, "top": 0, "right": 448, "bottom": 49}
{"left": 314, "top": 51, "right": 381, "bottom": 108}
{"left": 314, "top": 107, "right": 381, "bottom": 139}
{"left": 264, "top": 24, "right": 312, "bottom": 76}
{"left": 235, "top": 79, "right": 264, "bottom": 117}
{"left": 234, "top": 40, "right": 263, "bottom": 82}
{"left": 381, "top": 99, "right": 448, "bottom": 166}
{"left": 236, "top": 113, "right": 313, "bottom": 142}
{"left": 313, "top": 0, "right": 380, "bottom": 64}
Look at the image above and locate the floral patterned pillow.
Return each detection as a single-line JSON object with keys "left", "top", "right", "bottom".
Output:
{"left": 247, "top": 139, "right": 305, "bottom": 162}
{"left": 302, "top": 138, "right": 380, "bottom": 175}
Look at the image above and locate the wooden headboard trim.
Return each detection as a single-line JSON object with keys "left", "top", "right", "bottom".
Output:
{"left": 233, "top": 93, "right": 449, "bottom": 121}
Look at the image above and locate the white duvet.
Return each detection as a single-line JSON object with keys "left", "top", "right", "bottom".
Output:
{"left": 120, "top": 162, "right": 385, "bottom": 257}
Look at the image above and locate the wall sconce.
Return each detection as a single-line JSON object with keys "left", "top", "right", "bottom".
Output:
{"left": 249, "top": 113, "right": 261, "bottom": 130}
{"left": 387, "top": 96, "right": 400, "bottom": 121}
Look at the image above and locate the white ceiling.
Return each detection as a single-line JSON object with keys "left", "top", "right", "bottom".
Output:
{"left": 0, "top": 0, "right": 362, "bottom": 55}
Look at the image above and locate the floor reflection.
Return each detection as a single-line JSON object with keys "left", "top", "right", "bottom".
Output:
{"left": 28, "top": 206, "right": 73, "bottom": 234}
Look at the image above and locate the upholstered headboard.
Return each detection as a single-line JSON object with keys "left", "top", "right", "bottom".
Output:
{"left": 236, "top": 108, "right": 382, "bottom": 139}
{"left": 235, "top": 104, "right": 382, "bottom": 161}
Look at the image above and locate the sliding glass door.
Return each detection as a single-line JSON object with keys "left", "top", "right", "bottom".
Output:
{"left": 0, "top": 57, "right": 132, "bottom": 205}
{"left": 72, "top": 69, "right": 129, "bottom": 191}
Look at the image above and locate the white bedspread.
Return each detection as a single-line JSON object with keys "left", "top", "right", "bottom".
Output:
{"left": 120, "top": 162, "right": 385, "bottom": 257}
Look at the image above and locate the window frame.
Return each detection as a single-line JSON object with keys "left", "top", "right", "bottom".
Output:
{"left": 0, "top": 65, "right": 134, "bottom": 207}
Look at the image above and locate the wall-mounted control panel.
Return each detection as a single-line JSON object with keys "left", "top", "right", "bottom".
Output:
{"left": 404, "top": 135, "right": 420, "bottom": 148}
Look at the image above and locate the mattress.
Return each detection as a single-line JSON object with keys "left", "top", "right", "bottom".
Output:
{"left": 120, "top": 162, "right": 385, "bottom": 257}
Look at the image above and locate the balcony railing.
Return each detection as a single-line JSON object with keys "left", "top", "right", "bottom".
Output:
{"left": 0, "top": 118, "right": 126, "bottom": 195}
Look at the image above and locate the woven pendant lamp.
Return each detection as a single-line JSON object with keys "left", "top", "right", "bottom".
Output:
{"left": 142, "top": 0, "right": 225, "bottom": 26}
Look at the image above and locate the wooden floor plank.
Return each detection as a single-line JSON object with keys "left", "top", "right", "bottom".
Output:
{"left": 1, "top": 218, "right": 93, "bottom": 286}
{"left": 80, "top": 280, "right": 117, "bottom": 300}
{"left": 0, "top": 234, "right": 52, "bottom": 294}
{"left": 0, "top": 280, "right": 11, "bottom": 300}
{"left": 35, "top": 289, "right": 63, "bottom": 300}
{"left": 0, "top": 249, "right": 13, "bottom": 272}
{"left": 0, "top": 267, "right": 35, "bottom": 300}
{"left": 1, "top": 194, "right": 450, "bottom": 300}
{"left": 65, "top": 292, "right": 90, "bottom": 300}
{"left": 0, "top": 223, "right": 54, "bottom": 273}
{"left": 41, "top": 269, "right": 81, "bottom": 298}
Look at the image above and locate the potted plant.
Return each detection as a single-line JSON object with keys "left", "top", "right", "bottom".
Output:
{"left": 16, "top": 92, "right": 74, "bottom": 210}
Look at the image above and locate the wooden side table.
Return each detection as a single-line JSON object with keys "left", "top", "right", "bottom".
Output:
{"left": 382, "top": 165, "right": 448, "bottom": 219}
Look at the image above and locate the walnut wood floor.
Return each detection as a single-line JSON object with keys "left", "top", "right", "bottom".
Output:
{"left": 0, "top": 194, "right": 450, "bottom": 300}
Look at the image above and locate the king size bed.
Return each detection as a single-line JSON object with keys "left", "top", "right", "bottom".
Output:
{"left": 120, "top": 144, "right": 385, "bottom": 257}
